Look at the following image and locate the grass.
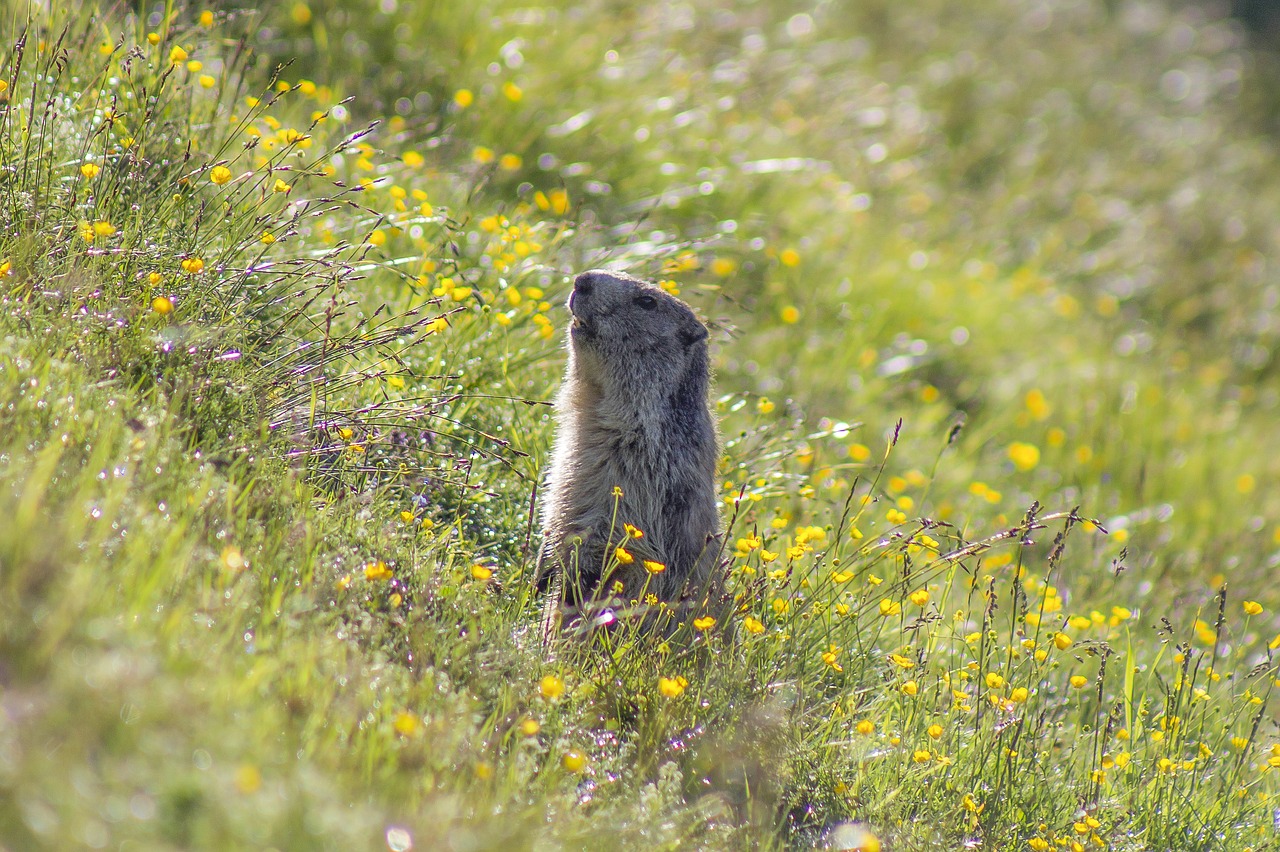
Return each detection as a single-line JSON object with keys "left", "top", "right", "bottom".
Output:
{"left": 3, "top": 1, "right": 1280, "bottom": 849}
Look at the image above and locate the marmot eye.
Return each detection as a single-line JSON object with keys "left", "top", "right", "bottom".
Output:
{"left": 635, "top": 294, "right": 658, "bottom": 310}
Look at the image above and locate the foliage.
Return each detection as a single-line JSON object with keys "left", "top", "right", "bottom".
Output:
{"left": 3, "top": 2, "right": 1280, "bottom": 849}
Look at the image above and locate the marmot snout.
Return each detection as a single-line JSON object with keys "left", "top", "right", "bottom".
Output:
{"left": 538, "top": 269, "right": 721, "bottom": 626}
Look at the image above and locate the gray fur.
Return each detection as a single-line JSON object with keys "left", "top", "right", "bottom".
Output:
{"left": 537, "top": 269, "right": 721, "bottom": 620}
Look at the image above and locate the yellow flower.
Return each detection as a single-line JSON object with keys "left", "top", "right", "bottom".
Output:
{"left": 736, "top": 532, "right": 762, "bottom": 555}
{"left": 535, "top": 188, "right": 571, "bottom": 215}
{"left": 878, "top": 599, "right": 901, "bottom": 617}
{"left": 1069, "top": 675, "right": 1088, "bottom": 689}
{"left": 0, "top": 258, "right": 10, "bottom": 276}
{"left": 198, "top": 74, "right": 216, "bottom": 89}
{"left": 364, "top": 560, "right": 393, "bottom": 581}
{"left": 908, "top": 589, "right": 929, "bottom": 607}
{"left": 453, "top": 88, "right": 474, "bottom": 108}
{"left": 984, "top": 672, "right": 1005, "bottom": 689}
{"left": 210, "top": 165, "right": 232, "bottom": 185}
{"left": 779, "top": 248, "right": 800, "bottom": 267}
{"left": 1007, "top": 441, "right": 1041, "bottom": 472}
{"left": 623, "top": 523, "right": 644, "bottom": 539}
{"left": 1243, "top": 600, "right": 1264, "bottom": 616}
{"left": 614, "top": 546, "right": 634, "bottom": 565}
{"left": 168, "top": 45, "right": 188, "bottom": 64}
{"left": 794, "top": 525, "right": 826, "bottom": 544}
{"left": 711, "top": 257, "right": 737, "bottom": 277}
{"left": 260, "top": 232, "right": 276, "bottom": 244}
{"left": 780, "top": 305, "right": 800, "bottom": 324}
{"left": 470, "top": 564, "right": 493, "bottom": 581}
{"left": 822, "top": 644, "right": 843, "bottom": 672}
{"left": 199, "top": 10, "right": 215, "bottom": 27}
{"left": 693, "top": 615, "right": 716, "bottom": 632}
{"left": 912, "top": 749, "right": 931, "bottom": 764}
{"left": 181, "top": 257, "right": 205, "bottom": 275}
{"left": 561, "top": 750, "right": 587, "bottom": 773}
{"left": 886, "top": 508, "right": 907, "bottom": 525}
{"left": 757, "top": 397, "right": 776, "bottom": 414}
{"left": 658, "top": 676, "right": 688, "bottom": 698}
{"left": 151, "top": 296, "right": 173, "bottom": 314}
{"left": 93, "top": 221, "right": 116, "bottom": 237}
{"left": 643, "top": 560, "right": 666, "bottom": 575}
{"left": 743, "top": 616, "right": 765, "bottom": 634}
{"left": 856, "top": 720, "right": 875, "bottom": 735}
{"left": 502, "top": 82, "right": 523, "bottom": 101}
{"left": 233, "top": 764, "right": 261, "bottom": 794}
{"left": 1024, "top": 388, "right": 1051, "bottom": 420}
{"left": 1054, "top": 632, "right": 1073, "bottom": 650}
{"left": 927, "top": 723, "right": 943, "bottom": 739}
{"left": 661, "top": 251, "right": 698, "bottom": 273}
{"left": 80, "top": 162, "right": 100, "bottom": 179}
{"left": 1010, "top": 687, "right": 1029, "bottom": 703}
{"left": 888, "top": 653, "right": 914, "bottom": 670}
{"left": 472, "top": 146, "right": 495, "bottom": 164}
{"left": 539, "top": 674, "right": 565, "bottom": 700}
{"left": 393, "top": 712, "right": 419, "bottom": 736}
{"left": 519, "top": 718, "right": 540, "bottom": 736}
{"left": 273, "top": 178, "right": 291, "bottom": 193}
{"left": 901, "top": 680, "right": 918, "bottom": 696}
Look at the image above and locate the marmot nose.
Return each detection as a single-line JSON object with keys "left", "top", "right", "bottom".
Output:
{"left": 573, "top": 272, "right": 596, "bottom": 295}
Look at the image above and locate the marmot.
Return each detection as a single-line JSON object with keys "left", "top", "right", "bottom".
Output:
{"left": 537, "top": 269, "right": 721, "bottom": 630}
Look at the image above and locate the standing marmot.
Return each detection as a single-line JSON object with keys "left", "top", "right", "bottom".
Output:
{"left": 537, "top": 269, "right": 721, "bottom": 629}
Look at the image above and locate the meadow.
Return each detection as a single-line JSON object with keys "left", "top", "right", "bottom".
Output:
{"left": 3, "top": 1, "right": 1280, "bottom": 849}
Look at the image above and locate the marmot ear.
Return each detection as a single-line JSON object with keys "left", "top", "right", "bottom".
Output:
{"left": 680, "top": 324, "right": 708, "bottom": 347}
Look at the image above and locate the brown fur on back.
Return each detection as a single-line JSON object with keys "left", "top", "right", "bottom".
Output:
{"left": 537, "top": 269, "right": 721, "bottom": 625}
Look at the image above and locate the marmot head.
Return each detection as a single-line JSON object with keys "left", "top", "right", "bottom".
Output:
{"left": 566, "top": 269, "right": 710, "bottom": 398}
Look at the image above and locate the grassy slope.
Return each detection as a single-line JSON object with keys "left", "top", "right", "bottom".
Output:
{"left": 3, "top": 1, "right": 1280, "bottom": 849}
